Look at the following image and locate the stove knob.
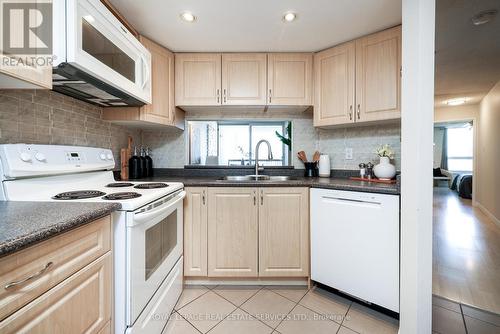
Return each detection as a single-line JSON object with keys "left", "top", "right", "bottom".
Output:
{"left": 106, "top": 153, "right": 113, "bottom": 160}
{"left": 35, "top": 152, "right": 46, "bottom": 162}
{"left": 20, "top": 152, "right": 32, "bottom": 162}
{"left": 99, "top": 153, "right": 107, "bottom": 160}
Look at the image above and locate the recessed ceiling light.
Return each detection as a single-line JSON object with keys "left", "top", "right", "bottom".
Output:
{"left": 445, "top": 98, "right": 467, "bottom": 106}
{"left": 471, "top": 9, "right": 497, "bottom": 26}
{"left": 283, "top": 12, "right": 297, "bottom": 22}
{"left": 180, "top": 11, "right": 196, "bottom": 23}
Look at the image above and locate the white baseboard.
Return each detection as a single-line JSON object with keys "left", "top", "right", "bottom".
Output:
{"left": 474, "top": 201, "right": 500, "bottom": 228}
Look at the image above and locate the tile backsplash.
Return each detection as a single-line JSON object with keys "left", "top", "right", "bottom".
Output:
{"left": 143, "top": 112, "right": 401, "bottom": 170}
{"left": 0, "top": 89, "right": 140, "bottom": 164}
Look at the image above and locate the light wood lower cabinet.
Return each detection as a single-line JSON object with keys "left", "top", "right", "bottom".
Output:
{"left": 0, "top": 254, "right": 111, "bottom": 334}
{"left": 259, "top": 188, "right": 309, "bottom": 277}
{"left": 207, "top": 188, "right": 259, "bottom": 277}
{"left": 184, "top": 187, "right": 208, "bottom": 276}
{"left": 184, "top": 187, "right": 309, "bottom": 278}
{"left": 0, "top": 217, "right": 112, "bottom": 334}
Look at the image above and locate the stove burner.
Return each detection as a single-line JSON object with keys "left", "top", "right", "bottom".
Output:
{"left": 103, "top": 192, "right": 142, "bottom": 200}
{"left": 106, "top": 182, "right": 134, "bottom": 188}
{"left": 134, "top": 183, "right": 169, "bottom": 189}
{"left": 53, "top": 190, "right": 106, "bottom": 200}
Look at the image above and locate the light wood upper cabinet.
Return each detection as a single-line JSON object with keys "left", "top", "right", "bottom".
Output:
{"left": 222, "top": 54, "right": 267, "bottom": 105}
{"left": 184, "top": 187, "right": 208, "bottom": 277}
{"left": 140, "top": 36, "right": 176, "bottom": 124}
{"left": 356, "top": 26, "right": 401, "bottom": 122}
{"left": 175, "top": 53, "right": 222, "bottom": 106}
{"left": 207, "top": 188, "right": 258, "bottom": 277}
{"left": 267, "top": 53, "right": 313, "bottom": 105}
{"left": 103, "top": 36, "right": 183, "bottom": 129}
{"left": 314, "top": 42, "right": 356, "bottom": 127}
{"left": 314, "top": 26, "right": 401, "bottom": 127}
{"left": 259, "top": 188, "right": 309, "bottom": 277}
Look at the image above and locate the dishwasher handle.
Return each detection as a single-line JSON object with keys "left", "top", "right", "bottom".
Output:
{"left": 321, "top": 195, "right": 382, "bottom": 206}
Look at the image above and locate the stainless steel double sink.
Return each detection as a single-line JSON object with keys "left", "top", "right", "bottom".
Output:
{"left": 218, "top": 175, "right": 296, "bottom": 182}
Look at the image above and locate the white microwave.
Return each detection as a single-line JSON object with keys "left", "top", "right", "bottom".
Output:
{"left": 52, "top": 0, "right": 152, "bottom": 106}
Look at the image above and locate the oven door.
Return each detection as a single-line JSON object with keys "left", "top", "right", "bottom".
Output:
{"left": 64, "top": 0, "right": 151, "bottom": 104}
{"left": 126, "top": 190, "right": 185, "bottom": 326}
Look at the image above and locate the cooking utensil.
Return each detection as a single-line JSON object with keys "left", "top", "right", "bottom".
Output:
{"left": 312, "top": 151, "right": 321, "bottom": 162}
{"left": 120, "top": 136, "right": 133, "bottom": 180}
{"left": 297, "top": 151, "right": 308, "bottom": 163}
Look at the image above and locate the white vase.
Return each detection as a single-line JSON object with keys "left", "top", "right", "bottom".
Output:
{"left": 318, "top": 154, "right": 331, "bottom": 177}
{"left": 374, "top": 156, "right": 396, "bottom": 180}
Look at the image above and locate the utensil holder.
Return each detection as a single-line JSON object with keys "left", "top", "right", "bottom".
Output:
{"left": 304, "top": 162, "right": 319, "bottom": 177}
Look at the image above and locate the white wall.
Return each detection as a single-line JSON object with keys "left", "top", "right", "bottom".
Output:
{"left": 434, "top": 104, "right": 479, "bottom": 123}
{"left": 400, "top": 0, "right": 435, "bottom": 332}
{"left": 476, "top": 81, "right": 500, "bottom": 223}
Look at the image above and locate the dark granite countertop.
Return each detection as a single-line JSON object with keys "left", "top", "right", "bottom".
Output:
{"left": 145, "top": 176, "right": 400, "bottom": 195}
{"left": 0, "top": 202, "right": 121, "bottom": 257}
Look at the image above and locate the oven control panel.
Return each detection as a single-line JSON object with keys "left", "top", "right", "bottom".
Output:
{"left": 0, "top": 144, "right": 115, "bottom": 179}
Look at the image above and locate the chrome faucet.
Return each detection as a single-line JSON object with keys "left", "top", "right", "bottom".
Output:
{"left": 254, "top": 140, "right": 273, "bottom": 177}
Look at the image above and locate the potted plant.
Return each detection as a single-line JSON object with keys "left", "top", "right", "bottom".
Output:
{"left": 374, "top": 144, "right": 396, "bottom": 180}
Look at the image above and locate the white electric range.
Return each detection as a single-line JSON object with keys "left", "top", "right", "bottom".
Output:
{"left": 0, "top": 144, "right": 185, "bottom": 334}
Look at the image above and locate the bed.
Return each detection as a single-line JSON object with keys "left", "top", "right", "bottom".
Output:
{"left": 451, "top": 174, "right": 473, "bottom": 199}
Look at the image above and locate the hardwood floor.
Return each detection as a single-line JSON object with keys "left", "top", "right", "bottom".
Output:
{"left": 433, "top": 187, "right": 500, "bottom": 314}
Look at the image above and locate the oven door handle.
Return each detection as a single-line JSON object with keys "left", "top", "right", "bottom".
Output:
{"left": 132, "top": 191, "right": 186, "bottom": 226}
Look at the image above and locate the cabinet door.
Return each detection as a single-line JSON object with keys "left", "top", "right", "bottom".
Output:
{"left": 221, "top": 53, "right": 267, "bottom": 105}
{"left": 314, "top": 42, "right": 356, "bottom": 127}
{"left": 140, "top": 36, "right": 175, "bottom": 125}
{"left": 184, "top": 187, "right": 208, "bottom": 277}
{"left": 355, "top": 26, "right": 401, "bottom": 122}
{"left": 175, "top": 53, "right": 222, "bottom": 106}
{"left": 0, "top": 254, "right": 111, "bottom": 334}
{"left": 259, "top": 188, "right": 309, "bottom": 277}
{"left": 267, "top": 53, "right": 313, "bottom": 105}
{"left": 207, "top": 188, "right": 258, "bottom": 277}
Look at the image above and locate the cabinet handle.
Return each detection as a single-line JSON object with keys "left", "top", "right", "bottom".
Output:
{"left": 217, "top": 89, "right": 220, "bottom": 103}
{"left": 349, "top": 105, "right": 353, "bottom": 120}
{"left": 253, "top": 194, "right": 256, "bottom": 205}
{"left": 357, "top": 104, "right": 361, "bottom": 119}
{"left": 202, "top": 190, "right": 206, "bottom": 205}
{"left": 5, "top": 262, "right": 53, "bottom": 289}
{"left": 269, "top": 89, "right": 272, "bottom": 104}
{"left": 223, "top": 89, "right": 226, "bottom": 103}
{"left": 260, "top": 190, "right": 263, "bottom": 205}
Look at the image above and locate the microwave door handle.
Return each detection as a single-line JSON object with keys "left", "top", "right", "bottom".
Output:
{"left": 141, "top": 54, "right": 150, "bottom": 89}
{"left": 132, "top": 191, "right": 186, "bottom": 226}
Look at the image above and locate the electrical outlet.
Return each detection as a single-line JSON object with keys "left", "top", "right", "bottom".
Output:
{"left": 345, "top": 148, "right": 353, "bottom": 160}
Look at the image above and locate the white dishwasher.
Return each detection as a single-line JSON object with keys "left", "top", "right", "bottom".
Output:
{"left": 310, "top": 188, "right": 400, "bottom": 313}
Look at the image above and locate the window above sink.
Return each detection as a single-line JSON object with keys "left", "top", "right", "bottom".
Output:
{"left": 187, "top": 120, "right": 292, "bottom": 167}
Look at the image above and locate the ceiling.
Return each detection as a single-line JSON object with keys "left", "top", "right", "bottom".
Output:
{"left": 435, "top": 0, "right": 500, "bottom": 107}
{"left": 109, "top": 0, "right": 401, "bottom": 52}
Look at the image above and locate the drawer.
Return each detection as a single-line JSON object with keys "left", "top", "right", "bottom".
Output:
{"left": 0, "top": 253, "right": 112, "bottom": 334}
{"left": 0, "top": 216, "right": 111, "bottom": 320}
